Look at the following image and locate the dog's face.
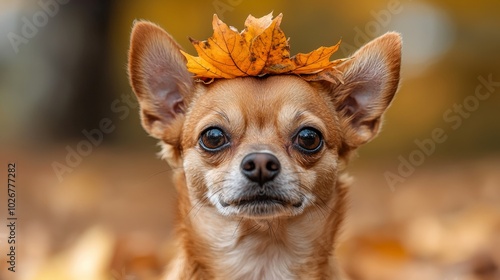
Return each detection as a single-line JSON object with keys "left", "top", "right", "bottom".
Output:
{"left": 181, "top": 76, "right": 342, "bottom": 218}
{"left": 128, "top": 22, "right": 401, "bottom": 219}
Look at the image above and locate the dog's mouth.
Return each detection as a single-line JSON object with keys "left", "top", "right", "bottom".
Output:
{"left": 219, "top": 192, "right": 304, "bottom": 218}
{"left": 222, "top": 195, "right": 301, "bottom": 207}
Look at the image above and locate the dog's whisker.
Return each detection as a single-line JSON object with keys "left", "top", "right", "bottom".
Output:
{"left": 186, "top": 188, "right": 223, "bottom": 220}
{"left": 240, "top": 221, "right": 261, "bottom": 236}
{"left": 294, "top": 182, "right": 333, "bottom": 220}
{"left": 232, "top": 217, "right": 244, "bottom": 238}
{"left": 266, "top": 220, "right": 278, "bottom": 243}
{"left": 132, "top": 168, "right": 176, "bottom": 187}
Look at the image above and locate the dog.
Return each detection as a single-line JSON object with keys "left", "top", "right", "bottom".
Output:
{"left": 128, "top": 18, "right": 401, "bottom": 279}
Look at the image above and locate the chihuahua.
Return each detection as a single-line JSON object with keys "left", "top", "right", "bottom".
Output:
{"left": 128, "top": 19, "right": 401, "bottom": 279}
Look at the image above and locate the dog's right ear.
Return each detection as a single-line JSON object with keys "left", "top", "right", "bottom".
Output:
{"left": 128, "top": 21, "right": 194, "bottom": 142}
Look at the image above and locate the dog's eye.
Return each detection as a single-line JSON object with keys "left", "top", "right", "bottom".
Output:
{"left": 295, "top": 128, "right": 323, "bottom": 153}
{"left": 199, "top": 128, "right": 229, "bottom": 151}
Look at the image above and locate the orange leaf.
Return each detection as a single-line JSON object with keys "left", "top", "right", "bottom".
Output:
{"left": 300, "top": 64, "right": 344, "bottom": 84}
{"left": 292, "top": 40, "right": 342, "bottom": 74}
{"left": 243, "top": 13, "right": 274, "bottom": 43}
{"left": 243, "top": 13, "right": 281, "bottom": 75}
{"left": 189, "top": 15, "right": 249, "bottom": 77}
{"left": 180, "top": 50, "right": 235, "bottom": 79}
{"left": 261, "top": 14, "right": 295, "bottom": 74}
{"left": 181, "top": 12, "right": 343, "bottom": 81}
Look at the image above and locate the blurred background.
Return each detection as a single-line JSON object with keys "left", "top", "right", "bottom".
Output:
{"left": 0, "top": 0, "right": 499, "bottom": 279}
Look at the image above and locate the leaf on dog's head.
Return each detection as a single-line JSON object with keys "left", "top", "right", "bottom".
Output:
{"left": 181, "top": 12, "right": 343, "bottom": 82}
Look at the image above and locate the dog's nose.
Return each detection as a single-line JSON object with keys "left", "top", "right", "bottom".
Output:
{"left": 240, "top": 153, "right": 281, "bottom": 186}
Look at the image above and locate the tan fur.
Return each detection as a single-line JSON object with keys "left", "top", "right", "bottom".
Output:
{"left": 128, "top": 21, "right": 401, "bottom": 279}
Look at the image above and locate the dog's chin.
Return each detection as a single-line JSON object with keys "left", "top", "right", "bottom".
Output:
{"left": 217, "top": 194, "right": 305, "bottom": 219}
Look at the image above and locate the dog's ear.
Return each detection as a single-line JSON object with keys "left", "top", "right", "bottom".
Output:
{"left": 330, "top": 32, "right": 401, "bottom": 149}
{"left": 128, "top": 21, "right": 193, "bottom": 142}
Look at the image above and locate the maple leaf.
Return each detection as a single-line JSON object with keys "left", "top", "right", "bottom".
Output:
{"left": 292, "top": 42, "right": 342, "bottom": 74}
{"left": 300, "top": 60, "right": 346, "bottom": 84}
{"left": 181, "top": 12, "right": 343, "bottom": 81}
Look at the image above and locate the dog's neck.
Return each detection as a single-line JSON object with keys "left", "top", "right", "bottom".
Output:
{"left": 169, "top": 171, "right": 349, "bottom": 279}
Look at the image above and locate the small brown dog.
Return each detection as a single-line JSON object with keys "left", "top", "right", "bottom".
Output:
{"left": 128, "top": 18, "right": 401, "bottom": 279}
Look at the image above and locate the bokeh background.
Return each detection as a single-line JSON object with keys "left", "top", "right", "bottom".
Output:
{"left": 0, "top": 0, "right": 499, "bottom": 279}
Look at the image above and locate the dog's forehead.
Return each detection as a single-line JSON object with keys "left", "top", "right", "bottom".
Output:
{"left": 212, "top": 75, "right": 314, "bottom": 95}
{"left": 199, "top": 76, "right": 322, "bottom": 111}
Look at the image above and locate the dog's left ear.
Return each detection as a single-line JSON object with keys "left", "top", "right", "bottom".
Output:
{"left": 330, "top": 32, "right": 401, "bottom": 149}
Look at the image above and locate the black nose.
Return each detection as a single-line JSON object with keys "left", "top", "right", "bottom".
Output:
{"left": 240, "top": 153, "right": 281, "bottom": 186}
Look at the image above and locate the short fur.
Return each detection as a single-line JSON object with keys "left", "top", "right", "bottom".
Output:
{"left": 128, "top": 20, "right": 401, "bottom": 280}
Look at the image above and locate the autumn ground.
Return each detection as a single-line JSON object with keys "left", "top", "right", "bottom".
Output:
{"left": 1, "top": 148, "right": 499, "bottom": 280}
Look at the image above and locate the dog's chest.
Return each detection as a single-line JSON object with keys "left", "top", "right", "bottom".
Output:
{"left": 214, "top": 237, "right": 299, "bottom": 280}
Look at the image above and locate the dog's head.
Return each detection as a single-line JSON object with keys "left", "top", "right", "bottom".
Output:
{"left": 128, "top": 21, "right": 401, "bottom": 219}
